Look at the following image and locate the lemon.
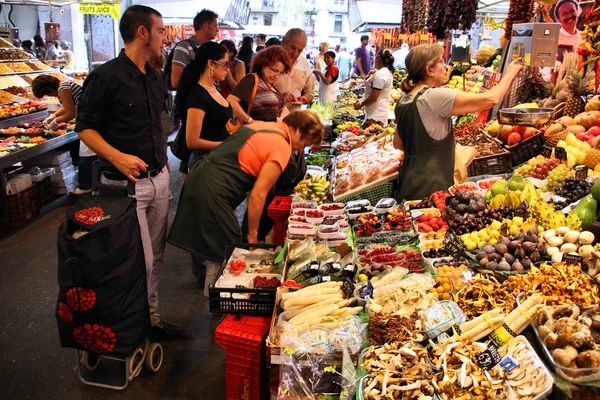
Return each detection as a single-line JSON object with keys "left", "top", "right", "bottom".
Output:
{"left": 509, "top": 224, "right": 520, "bottom": 236}
{"left": 358, "top": 274, "right": 368, "bottom": 283}
{"left": 465, "top": 240, "right": 477, "bottom": 251}
{"left": 512, "top": 217, "right": 524, "bottom": 227}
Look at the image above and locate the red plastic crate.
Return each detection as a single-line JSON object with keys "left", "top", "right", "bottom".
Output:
{"left": 215, "top": 315, "right": 271, "bottom": 400}
{"left": 267, "top": 196, "right": 292, "bottom": 219}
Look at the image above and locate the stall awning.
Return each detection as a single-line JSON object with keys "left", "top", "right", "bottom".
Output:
{"left": 349, "top": 0, "right": 403, "bottom": 33}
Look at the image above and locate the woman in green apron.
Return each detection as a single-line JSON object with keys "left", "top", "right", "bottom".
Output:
{"left": 394, "top": 44, "right": 524, "bottom": 201}
{"left": 168, "top": 111, "right": 324, "bottom": 296}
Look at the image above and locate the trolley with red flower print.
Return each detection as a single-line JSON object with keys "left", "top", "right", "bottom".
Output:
{"left": 55, "top": 163, "right": 162, "bottom": 390}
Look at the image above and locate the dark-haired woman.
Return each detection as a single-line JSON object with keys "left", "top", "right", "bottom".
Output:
{"left": 354, "top": 48, "right": 395, "bottom": 126}
{"left": 393, "top": 43, "right": 523, "bottom": 201}
{"left": 218, "top": 39, "right": 246, "bottom": 98}
{"left": 173, "top": 41, "right": 233, "bottom": 283}
{"left": 227, "top": 45, "right": 291, "bottom": 124}
{"left": 31, "top": 74, "right": 96, "bottom": 195}
{"left": 237, "top": 36, "right": 255, "bottom": 74}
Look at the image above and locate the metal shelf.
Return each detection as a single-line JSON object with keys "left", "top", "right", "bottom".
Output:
{"left": 0, "top": 59, "right": 37, "bottom": 63}
{"left": 0, "top": 110, "right": 49, "bottom": 129}
{"left": 0, "top": 69, "right": 56, "bottom": 76}
{"left": 0, "top": 131, "right": 78, "bottom": 170}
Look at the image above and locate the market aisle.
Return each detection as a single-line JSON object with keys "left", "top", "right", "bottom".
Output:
{"left": 0, "top": 153, "right": 229, "bottom": 399}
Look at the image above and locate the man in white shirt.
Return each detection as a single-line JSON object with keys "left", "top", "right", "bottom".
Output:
{"left": 392, "top": 43, "right": 410, "bottom": 70}
{"left": 275, "top": 28, "right": 315, "bottom": 112}
{"left": 337, "top": 46, "right": 352, "bottom": 81}
{"left": 554, "top": 0, "right": 583, "bottom": 51}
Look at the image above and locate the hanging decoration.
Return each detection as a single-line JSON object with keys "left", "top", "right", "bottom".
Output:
{"left": 577, "top": 0, "right": 600, "bottom": 91}
{"left": 370, "top": 28, "right": 435, "bottom": 49}
{"left": 504, "top": 0, "right": 535, "bottom": 40}
{"left": 427, "top": 0, "right": 478, "bottom": 39}
{"left": 401, "top": 0, "right": 429, "bottom": 34}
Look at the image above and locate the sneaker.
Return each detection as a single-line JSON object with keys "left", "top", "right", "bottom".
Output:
{"left": 71, "top": 188, "right": 92, "bottom": 196}
{"left": 152, "top": 320, "right": 185, "bottom": 337}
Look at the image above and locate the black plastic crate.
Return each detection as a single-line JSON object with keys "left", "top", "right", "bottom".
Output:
{"left": 208, "top": 243, "right": 284, "bottom": 315}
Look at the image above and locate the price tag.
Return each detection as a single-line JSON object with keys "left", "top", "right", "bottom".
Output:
{"left": 412, "top": 211, "right": 424, "bottom": 219}
{"left": 342, "top": 278, "right": 355, "bottom": 298}
{"left": 562, "top": 253, "right": 583, "bottom": 266}
{"left": 477, "top": 345, "right": 502, "bottom": 370}
{"left": 576, "top": 165, "right": 588, "bottom": 180}
{"left": 542, "top": 144, "right": 553, "bottom": 158}
{"left": 515, "top": 200, "right": 529, "bottom": 218}
{"left": 359, "top": 281, "right": 374, "bottom": 299}
{"left": 444, "top": 233, "right": 465, "bottom": 260}
{"left": 555, "top": 147, "right": 567, "bottom": 161}
{"left": 500, "top": 356, "right": 519, "bottom": 373}
{"left": 310, "top": 261, "right": 320, "bottom": 270}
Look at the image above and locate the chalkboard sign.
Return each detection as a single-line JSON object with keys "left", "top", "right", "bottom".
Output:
{"left": 542, "top": 144, "right": 553, "bottom": 159}
{"left": 477, "top": 345, "right": 502, "bottom": 370}
{"left": 359, "top": 281, "right": 374, "bottom": 299}
{"left": 342, "top": 278, "right": 355, "bottom": 298}
{"left": 444, "top": 233, "right": 465, "bottom": 260}
{"left": 563, "top": 253, "right": 583, "bottom": 266}
{"left": 515, "top": 200, "right": 529, "bottom": 218}
{"left": 575, "top": 165, "right": 588, "bottom": 180}
{"left": 555, "top": 147, "right": 567, "bottom": 161}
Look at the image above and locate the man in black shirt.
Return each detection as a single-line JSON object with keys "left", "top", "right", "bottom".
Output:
{"left": 76, "top": 5, "right": 183, "bottom": 337}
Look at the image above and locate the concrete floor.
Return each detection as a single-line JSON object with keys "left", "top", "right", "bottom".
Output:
{"left": 0, "top": 153, "right": 231, "bottom": 399}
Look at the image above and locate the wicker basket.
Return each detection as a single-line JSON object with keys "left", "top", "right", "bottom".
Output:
{"left": 505, "top": 131, "right": 545, "bottom": 166}
{"left": 467, "top": 148, "right": 512, "bottom": 177}
{"left": 7, "top": 184, "right": 40, "bottom": 228}
{"left": 544, "top": 130, "right": 567, "bottom": 147}
{"left": 554, "top": 102, "right": 566, "bottom": 119}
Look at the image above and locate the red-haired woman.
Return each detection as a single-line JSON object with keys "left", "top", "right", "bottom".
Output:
{"left": 227, "top": 45, "right": 292, "bottom": 123}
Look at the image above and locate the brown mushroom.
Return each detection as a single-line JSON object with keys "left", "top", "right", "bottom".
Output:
{"left": 569, "top": 332, "right": 596, "bottom": 350}
{"left": 577, "top": 350, "right": 600, "bottom": 368}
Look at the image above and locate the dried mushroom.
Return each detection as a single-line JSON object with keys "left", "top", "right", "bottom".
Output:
{"left": 454, "top": 275, "right": 516, "bottom": 319}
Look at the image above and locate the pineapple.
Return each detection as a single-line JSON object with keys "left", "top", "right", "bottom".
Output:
{"left": 564, "top": 72, "right": 587, "bottom": 117}
{"left": 584, "top": 147, "right": 600, "bottom": 169}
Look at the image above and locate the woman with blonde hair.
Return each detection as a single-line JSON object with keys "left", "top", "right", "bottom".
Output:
{"left": 393, "top": 43, "right": 523, "bottom": 201}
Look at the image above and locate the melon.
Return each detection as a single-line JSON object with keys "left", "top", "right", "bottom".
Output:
{"left": 476, "top": 44, "right": 496, "bottom": 65}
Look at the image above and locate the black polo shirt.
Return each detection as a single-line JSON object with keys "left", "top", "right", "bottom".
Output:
{"left": 76, "top": 50, "right": 167, "bottom": 175}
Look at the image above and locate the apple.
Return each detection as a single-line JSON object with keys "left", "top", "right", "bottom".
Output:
{"left": 588, "top": 126, "right": 600, "bottom": 137}
{"left": 523, "top": 127, "right": 537, "bottom": 139}
{"left": 595, "top": 118, "right": 600, "bottom": 128}
{"left": 587, "top": 137, "right": 596, "bottom": 146}
{"left": 576, "top": 131, "right": 589, "bottom": 142}
{"left": 501, "top": 125, "right": 513, "bottom": 143}
{"left": 513, "top": 125, "right": 527, "bottom": 134}
{"left": 508, "top": 132, "right": 522, "bottom": 146}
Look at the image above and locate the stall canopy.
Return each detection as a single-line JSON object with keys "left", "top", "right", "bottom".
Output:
{"left": 477, "top": 0, "right": 510, "bottom": 19}
{"left": 349, "top": 0, "right": 403, "bottom": 33}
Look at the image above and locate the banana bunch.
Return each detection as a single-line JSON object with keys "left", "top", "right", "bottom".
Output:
{"left": 294, "top": 175, "right": 330, "bottom": 204}
{"left": 519, "top": 181, "right": 539, "bottom": 203}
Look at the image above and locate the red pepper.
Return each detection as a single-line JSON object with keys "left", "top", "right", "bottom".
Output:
{"left": 596, "top": 59, "right": 600, "bottom": 92}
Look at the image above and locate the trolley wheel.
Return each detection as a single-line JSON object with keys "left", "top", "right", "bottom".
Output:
{"left": 80, "top": 351, "right": 100, "bottom": 371}
{"left": 146, "top": 342, "right": 163, "bottom": 373}
{"left": 128, "top": 347, "right": 144, "bottom": 379}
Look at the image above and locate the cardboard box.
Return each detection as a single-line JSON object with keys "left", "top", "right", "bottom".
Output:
{"left": 51, "top": 165, "right": 74, "bottom": 181}
{"left": 51, "top": 172, "right": 76, "bottom": 188}
{"left": 5, "top": 173, "right": 33, "bottom": 195}
{"left": 26, "top": 151, "right": 71, "bottom": 166}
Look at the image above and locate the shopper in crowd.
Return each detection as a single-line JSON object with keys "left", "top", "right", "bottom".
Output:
{"left": 12, "top": 39, "right": 21, "bottom": 49}
{"left": 314, "top": 42, "right": 328, "bottom": 72}
{"left": 238, "top": 36, "right": 255, "bottom": 74}
{"left": 45, "top": 40, "right": 58, "bottom": 61}
{"left": 393, "top": 44, "right": 523, "bottom": 201}
{"left": 353, "top": 35, "right": 371, "bottom": 78}
{"left": 22, "top": 40, "right": 35, "bottom": 58}
{"left": 170, "top": 9, "right": 218, "bottom": 90}
{"left": 265, "top": 37, "right": 281, "bottom": 48}
{"left": 174, "top": 42, "right": 233, "bottom": 284}
{"left": 34, "top": 35, "right": 46, "bottom": 60}
{"left": 32, "top": 75, "right": 96, "bottom": 196}
{"left": 393, "top": 43, "right": 410, "bottom": 71}
{"left": 218, "top": 39, "right": 245, "bottom": 98}
{"left": 256, "top": 33, "right": 266, "bottom": 52}
{"left": 228, "top": 45, "right": 291, "bottom": 124}
{"left": 554, "top": 0, "right": 583, "bottom": 51}
{"left": 275, "top": 28, "right": 315, "bottom": 112}
{"left": 58, "top": 41, "right": 75, "bottom": 70}
{"left": 170, "top": 9, "right": 219, "bottom": 181}
{"left": 354, "top": 48, "right": 395, "bottom": 126}
{"left": 168, "top": 111, "right": 324, "bottom": 295}
{"left": 76, "top": 5, "right": 184, "bottom": 337}
{"left": 336, "top": 46, "right": 352, "bottom": 81}
{"left": 313, "top": 50, "right": 339, "bottom": 104}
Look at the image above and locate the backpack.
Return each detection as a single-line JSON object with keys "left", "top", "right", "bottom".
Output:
{"left": 164, "top": 38, "right": 198, "bottom": 90}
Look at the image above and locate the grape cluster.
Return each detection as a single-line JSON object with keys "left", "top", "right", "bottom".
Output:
{"left": 553, "top": 177, "right": 593, "bottom": 209}
{"left": 526, "top": 158, "right": 561, "bottom": 179}
{"left": 546, "top": 164, "right": 574, "bottom": 191}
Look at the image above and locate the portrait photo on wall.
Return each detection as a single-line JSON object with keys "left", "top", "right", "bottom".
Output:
{"left": 549, "top": 0, "right": 595, "bottom": 53}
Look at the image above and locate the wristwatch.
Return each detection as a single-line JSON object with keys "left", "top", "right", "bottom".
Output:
{"left": 247, "top": 117, "right": 254, "bottom": 124}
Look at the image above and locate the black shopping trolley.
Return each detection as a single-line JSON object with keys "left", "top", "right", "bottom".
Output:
{"left": 55, "top": 163, "right": 162, "bottom": 390}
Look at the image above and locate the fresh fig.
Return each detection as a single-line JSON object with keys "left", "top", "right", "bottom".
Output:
{"left": 512, "top": 260, "right": 524, "bottom": 271}
{"left": 477, "top": 251, "right": 487, "bottom": 261}
{"left": 537, "top": 240, "right": 546, "bottom": 253}
{"left": 490, "top": 252, "right": 502, "bottom": 262}
{"left": 498, "top": 259, "right": 511, "bottom": 271}
{"left": 514, "top": 231, "right": 526, "bottom": 241}
{"left": 527, "top": 226, "right": 540, "bottom": 236}
{"left": 521, "top": 258, "right": 531, "bottom": 269}
{"left": 486, "top": 261, "right": 499, "bottom": 270}
{"left": 504, "top": 253, "right": 516, "bottom": 265}
{"left": 526, "top": 233, "right": 538, "bottom": 243}
{"left": 508, "top": 239, "right": 523, "bottom": 253}
{"left": 483, "top": 244, "right": 495, "bottom": 254}
{"left": 499, "top": 237, "right": 511, "bottom": 247}
{"left": 522, "top": 241, "right": 537, "bottom": 253}
{"left": 495, "top": 243, "right": 508, "bottom": 256}
{"left": 479, "top": 257, "right": 490, "bottom": 268}
{"left": 514, "top": 245, "right": 526, "bottom": 260}
{"left": 530, "top": 250, "right": 541, "bottom": 263}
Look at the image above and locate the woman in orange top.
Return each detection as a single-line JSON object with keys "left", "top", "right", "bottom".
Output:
{"left": 168, "top": 111, "right": 324, "bottom": 296}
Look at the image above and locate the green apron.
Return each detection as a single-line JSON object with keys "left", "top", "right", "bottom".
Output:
{"left": 168, "top": 126, "right": 288, "bottom": 260}
{"left": 395, "top": 88, "right": 455, "bottom": 201}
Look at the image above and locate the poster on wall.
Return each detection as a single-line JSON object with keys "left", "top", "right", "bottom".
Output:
{"left": 45, "top": 23, "right": 61, "bottom": 42}
{"left": 550, "top": 0, "right": 594, "bottom": 55}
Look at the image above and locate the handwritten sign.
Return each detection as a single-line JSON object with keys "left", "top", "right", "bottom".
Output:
{"left": 444, "top": 233, "right": 465, "bottom": 260}
{"left": 477, "top": 345, "right": 502, "bottom": 370}
{"left": 555, "top": 147, "right": 567, "bottom": 161}
{"left": 79, "top": 2, "right": 121, "bottom": 20}
{"left": 563, "top": 253, "right": 583, "bottom": 266}
{"left": 575, "top": 165, "right": 588, "bottom": 180}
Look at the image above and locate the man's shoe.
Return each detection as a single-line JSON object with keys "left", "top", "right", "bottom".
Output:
{"left": 71, "top": 188, "right": 92, "bottom": 196}
{"left": 152, "top": 320, "right": 185, "bottom": 337}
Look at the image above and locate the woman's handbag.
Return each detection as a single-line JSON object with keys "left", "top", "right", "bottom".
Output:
{"left": 226, "top": 73, "right": 259, "bottom": 134}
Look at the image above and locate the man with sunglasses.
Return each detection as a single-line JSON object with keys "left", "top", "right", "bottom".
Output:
{"left": 275, "top": 28, "right": 315, "bottom": 112}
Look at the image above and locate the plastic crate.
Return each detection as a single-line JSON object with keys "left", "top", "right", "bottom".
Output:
{"left": 215, "top": 315, "right": 271, "bottom": 400}
{"left": 7, "top": 184, "right": 39, "bottom": 228}
{"left": 209, "top": 244, "right": 282, "bottom": 315}
{"left": 36, "top": 176, "right": 54, "bottom": 207}
{"left": 268, "top": 196, "right": 292, "bottom": 244}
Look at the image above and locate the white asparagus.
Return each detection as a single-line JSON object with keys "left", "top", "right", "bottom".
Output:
{"left": 283, "top": 294, "right": 343, "bottom": 309}
{"left": 462, "top": 316, "right": 505, "bottom": 342}
{"left": 511, "top": 304, "right": 544, "bottom": 334}
{"left": 335, "top": 306, "right": 363, "bottom": 319}
{"left": 281, "top": 287, "right": 341, "bottom": 301}
{"left": 505, "top": 293, "right": 542, "bottom": 327}
{"left": 288, "top": 304, "right": 339, "bottom": 325}
{"left": 283, "top": 297, "right": 343, "bottom": 318}
{"left": 459, "top": 309, "right": 502, "bottom": 333}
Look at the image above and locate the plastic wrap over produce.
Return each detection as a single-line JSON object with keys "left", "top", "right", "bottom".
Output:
{"left": 277, "top": 315, "right": 367, "bottom": 400}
